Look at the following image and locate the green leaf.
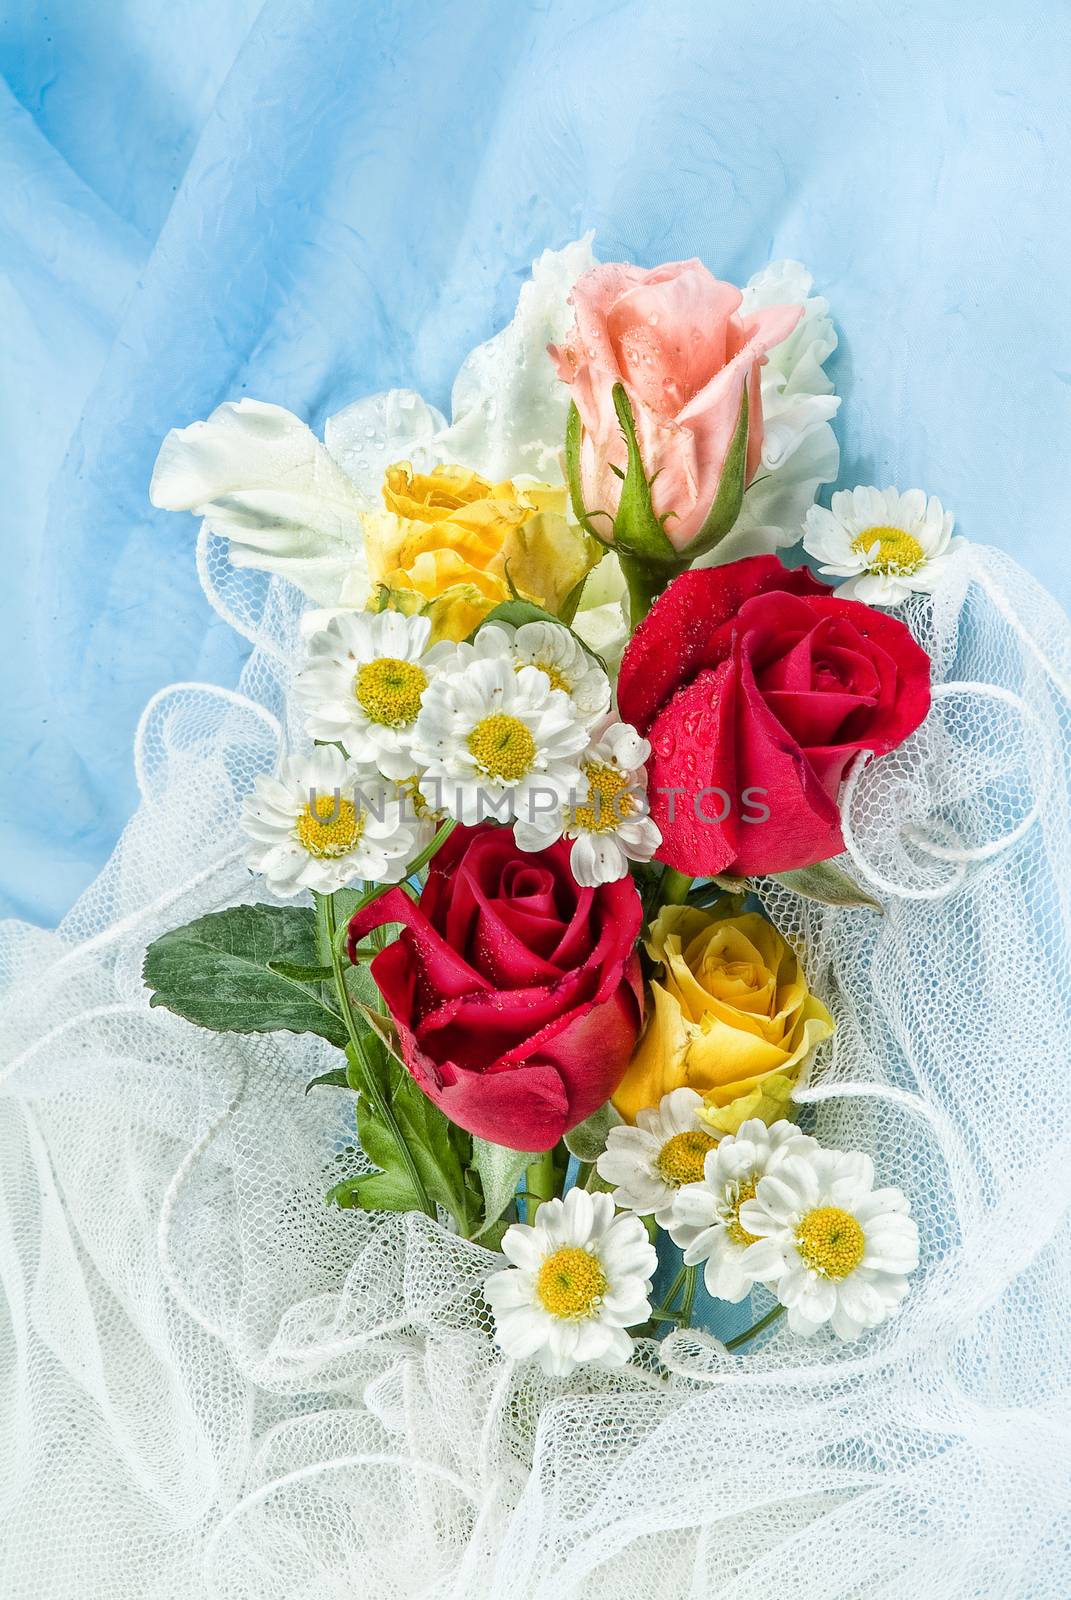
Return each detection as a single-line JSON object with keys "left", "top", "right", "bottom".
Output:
{"left": 610, "top": 385, "right": 680, "bottom": 564}
{"left": 326, "top": 1170, "right": 414, "bottom": 1211}
{"left": 557, "top": 567, "right": 591, "bottom": 626}
{"left": 685, "top": 386, "right": 750, "bottom": 558}
{"left": 563, "top": 1101, "right": 623, "bottom": 1162}
{"left": 768, "top": 861, "right": 883, "bottom": 912}
{"left": 471, "top": 1138, "right": 533, "bottom": 1234}
{"left": 346, "top": 1041, "right": 479, "bottom": 1233}
{"left": 143, "top": 905, "right": 348, "bottom": 1046}
{"left": 305, "top": 1067, "right": 350, "bottom": 1095}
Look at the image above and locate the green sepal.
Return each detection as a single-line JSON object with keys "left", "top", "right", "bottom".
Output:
{"left": 565, "top": 400, "right": 612, "bottom": 544}
{"left": 609, "top": 384, "right": 680, "bottom": 565}
{"left": 682, "top": 386, "right": 750, "bottom": 558}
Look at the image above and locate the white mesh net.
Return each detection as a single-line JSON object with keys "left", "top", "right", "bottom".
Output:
{"left": 2, "top": 541, "right": 1070, "bottom": 1598}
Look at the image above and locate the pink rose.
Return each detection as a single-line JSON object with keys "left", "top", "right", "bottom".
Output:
{"left": 550, "top": 260, "right": 802, "bottom": 555}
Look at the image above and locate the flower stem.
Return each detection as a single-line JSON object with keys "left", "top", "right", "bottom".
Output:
{"left": 619, "top": 552, "right": 680, "bottom": 629}
{"left": 679, "top": 1263, "right": 698, "bottom": 1325}
{"left": 524, "top": 1149, "right": 557, "bottom": 1223}
{"left": 316, "top": 890, "right": 434, "bottom": 1219}
{"left": 659, "top": 868, "right": 694, "bottom": 906}
{"left": 653, "top": 1264, "right": 687, "bottom": 1319}
{"left": 724, "top": 1301, "right": 786, "bottom": 1352}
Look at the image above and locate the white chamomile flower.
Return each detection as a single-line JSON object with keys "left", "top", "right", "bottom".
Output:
{"left": 240, "top": 745, "right": 417, "bottom": 895}
{"left": 803, "top": 486, "right": 963, "bottom": 606}
{"left": 437, "top": 622, "right": 612, "bottom": 727}
{"left": 667, "top": 1118, "right": 818, "bottom": 1304}
{"left": 596, "top": 1088, "right": 716, "bottom": 1225}
{"left": 484, "top": 1188, "right": 657, "bottom": 1378}
{"left": 293, "top": 609, "right": 452, "bottom": 779}
{"left": 738, "top": 1145, "right": 920, "bottom": 1340}
{"left": 504, "top": 620, "right": 612, "bottom": 726}
{"left": 410, "top": 654, "right": 589, "bottom": 827}
{"left": 514, "top": 720, "right": 661, "bottom": 886}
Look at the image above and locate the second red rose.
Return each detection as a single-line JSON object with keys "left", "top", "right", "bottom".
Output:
{"left": 616, "top": 555, "right": 932, "bottom": 876}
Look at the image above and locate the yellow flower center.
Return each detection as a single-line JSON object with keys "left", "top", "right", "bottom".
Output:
{"left": 518, "top": 658, "right": 571, "bottom": 694}
{"left": 397, "top": 772, "right": 434, "bottom": 819}
{"left": 572, "top": 762, "right": 635, "bottom": 834}
{"left": 795, "top": 1206, "right": 866, "bottom": 1280}
{"left": 657, "top": 1130, "right": 717, "bottom": 1186}
{"left": 354, "top": 657, "right": 427, "bottom": 727}
{"left": 295, "top": 795, "right": 364, "bottom": 858}
{"left": 725, "top": 1178, "right": 761, "bottom": 1247}
{"left": 849, "top": 525, "right": 926, "bottom": 576}
{"left": 467, "top": 713, "right": 536, "bottom": 780}
{"left": 535, "top": 1246, "right": 607, "bottom": 1320}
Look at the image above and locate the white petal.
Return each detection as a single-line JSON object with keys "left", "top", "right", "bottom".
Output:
{"left": 150, "top": 399, "right": 366, "bottom": 605}
{"left": 323, "top": 388, "right": 447, "bottom": 500}
{"left": 434, "top": 236, "right": 597, "bottom": 482}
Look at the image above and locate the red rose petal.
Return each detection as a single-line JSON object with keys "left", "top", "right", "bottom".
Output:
{"left": 619, "top": 556, "right": 830, "bottom": 734}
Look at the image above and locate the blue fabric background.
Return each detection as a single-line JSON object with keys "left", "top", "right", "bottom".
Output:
{"left": 2, "top": 0, "right": 1069, "bottom": 926}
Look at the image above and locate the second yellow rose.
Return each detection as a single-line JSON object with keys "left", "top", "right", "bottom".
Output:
{"left": 612, "top": 901, "right": 835, "bottom": 1133}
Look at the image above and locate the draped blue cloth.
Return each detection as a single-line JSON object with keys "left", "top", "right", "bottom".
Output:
{"left": 2, "top": 0, "right": 1070, "bottom": 925}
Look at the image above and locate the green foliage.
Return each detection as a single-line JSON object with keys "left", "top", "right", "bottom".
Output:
{"left": 471, "top": 1139, "right": 533, "bottom": 1235}
{"left": 685, "top": 386, "right": 750, "bottom": 558}
{"left": 143, "top": 904, "right": 348, "bottom": 1046}
{"left": 332, "top": 1036, "right": 479, "bottom": 1232}
{"left": 563, "top": 1101, "right": 623, "bottom": 1162}
{"left": 769, "top": 861, "right": 883, "bottom": 912}
{"left": 565, "top": 400, "right": 609, "bottom": 543}
{"left": 609, "top": 384, "right": 681, "bottom": 564}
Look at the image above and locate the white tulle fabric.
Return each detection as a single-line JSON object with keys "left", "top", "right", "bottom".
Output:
{"left": 3, "top": 536, "right": 1070, "bottom": 1599}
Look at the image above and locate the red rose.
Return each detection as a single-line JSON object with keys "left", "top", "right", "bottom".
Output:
{"left": 348, "top": 826, "right": 644, "bottom": 1152}
{"left": 617, "top": 555, "right": 931, "bottom": 876}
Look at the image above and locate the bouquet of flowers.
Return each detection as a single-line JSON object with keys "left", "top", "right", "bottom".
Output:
{"left": 144, "top": 241, "right": 952, "bottom": 1373}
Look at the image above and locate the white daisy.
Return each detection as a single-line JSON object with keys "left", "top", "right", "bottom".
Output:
{"left": 738, "top": 1145, "right": 920, "bottom": 1340}
{"left": 293, "top": 609, "right": 452, "bottom": 779}
{"left": 667, "top": 1118, "right": 818, "bottom": 1304}
{"left": 513, "top": 721, "right": 661, "bottom": 887}
{"left": 437, "top": 621, "right": 612, "bottom": 727}
{"left": 803, "top": 485, "right": 963, "bottom": 606}
{"left": 484, "top": 1188, "right": 657, "bottom": 1378}
{"left": 240, "top": 745, "right": 417, "bottom": 895}
{"left": 410, "top": 654, "right": 589, "bottom": 827}
{"left": 596, "top": 1088, "right": 716, "bottom": 1225}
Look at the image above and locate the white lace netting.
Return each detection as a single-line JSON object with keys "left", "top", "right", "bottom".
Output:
{"left": 2, "top": 540, "right": 1070, "bottom": 1598}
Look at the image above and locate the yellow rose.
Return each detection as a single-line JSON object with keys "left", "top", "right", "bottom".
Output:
{"left": 612, "top": 902, "right": 835, "bottom": 1132}
{"left": 361, "top": 463, "right": 600, "bottom": 642}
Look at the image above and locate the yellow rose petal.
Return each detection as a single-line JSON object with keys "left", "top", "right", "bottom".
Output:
{"left": 699, "top": 1073, "right": 798, "bottom": 1136}
{"left": 615, "top": 900, "right": 836, "bottom": 1124}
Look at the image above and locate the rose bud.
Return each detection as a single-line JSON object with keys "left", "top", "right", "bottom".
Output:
{"left": 348, "top": 826, "right": 644, "bottom": 1152}
{"left": 616, "top": 555, "right": 931, "bottom": 878}
{"left": 549, "top": 259, "right": 802, "bottom": 618}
